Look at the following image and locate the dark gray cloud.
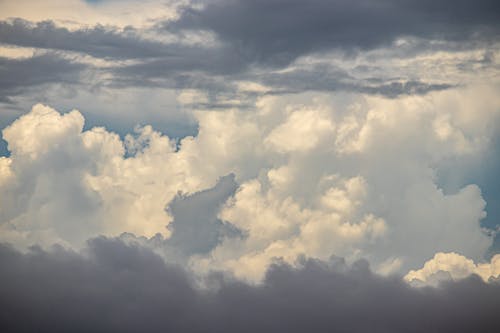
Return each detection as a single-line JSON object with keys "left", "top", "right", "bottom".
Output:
{"left": 166, "top": 174, "right": 241, "bottom": 256}
{"left": 0, "top": 19, "right": 175, "bottom": 60}
{"left": 118, "top": 174, "right": 242, "bottom": 262}
{"left": 257, "top": 64, "right": 454, "bottom": 97}
{"left": 359, "top": 80, "right": 454, "bottom": 97}
{"left": 0, "top": 50, "right": 454, "bottom": 109}
{"left": 0, "top": 238, "right": 499, "bottom": 332}
{"left": 0, "top": 19, "right": 251, "bottom": 99}
{"left": 0, "top": 53, "right": 85, "bottom": 103}
{"left": 0, "top": 1, "right": 495, "bottom": 117}
{"left": 111, "top": 60, "right": 455, "bottom": 103}
{"left": 109, "top": 45, "right": 248, "bottom": 81}
{"left": 0, "top": 18, "right": 249, "bottom": 75}
{"left": 169, "top": 0, "right": 500, "bottom": 67}
{"left": 0, "top": 13, "right": 468, "bottom": 101}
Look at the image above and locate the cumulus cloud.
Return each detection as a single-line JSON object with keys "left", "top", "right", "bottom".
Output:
{"left": 0, "top": 238, "right": 499, "bottom": 333}
{"left": 0, "top": 104, "right": 182, "bottom": 246}
{"left": 405, "top": 252, "right": 500, "bottom": 286}
{"left": 1, "top": 2, "right": 499, "bottom": 331}
{"left": 1, "top": 82, "right": 498, "bottom": 280}
{"left": 197, "top": 175, "right": 387, "bottom": 280}
{"left": 0, "top": 103, "right": 263, "bottom": 248}
{"left": 264, "top": 107, "right": 335, "bottom": 153}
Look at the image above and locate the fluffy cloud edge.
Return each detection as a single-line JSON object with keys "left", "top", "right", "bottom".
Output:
{"left": 405, "top": 252, "right": 500, "bottom": 286}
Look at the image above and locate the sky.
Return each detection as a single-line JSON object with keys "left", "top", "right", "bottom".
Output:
{"left": 0, "top": 0, "right": 500, "bottom": 331}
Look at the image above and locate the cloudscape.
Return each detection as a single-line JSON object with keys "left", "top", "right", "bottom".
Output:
{"left": 1, "top": 1, "right": 500, "bottom": 332}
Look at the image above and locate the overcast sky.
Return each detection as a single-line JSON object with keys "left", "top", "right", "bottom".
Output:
{"left": 1, "top": 1, "right": 500, "bottom": 331}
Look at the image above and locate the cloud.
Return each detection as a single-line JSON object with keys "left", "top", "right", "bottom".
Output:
{"left": 0, "top": 84, "right": 498, "bottom": 278}
{"left": 0, "top": 4, "right": 498, "bottom": 329}
{"left": 264, "top": 107, "right": 335, "bottom": 153}
{"left": 0, "top": 18, "right": 250, "bottom": 76}
{"left": 0, "top": 53, "right": 85, "bottom": 103}
{"left": 0, "top": 19, "right": 246, "bottom": 104}
{"left": 169, "top": 0, "right": 500, "bottom": 67}
{"left": 0, "top": 104, "right": 264, "bottom": 248}
{"left": 257, "top": 64, "right": 455, "bottom": 98}
{"left": 1, "top": 15, "right": 493, "bottom": 104}
{"left": 191, "top": 86, "right": 499, "bottom": 280}
{"left": 165, "top": 173, "right": 241, "bottom": 257}
{"left": 0, "top": 104, "right": 169, "bottom": 246}
{"left": 0, "top": 237, "right": 499, "bottom": 332}
{"left": 0, "top": 0, "right": 179, "bottom": 28}
{"left": 1, "top": 13, "right": 495, "bottom": 117}
{"left": 0, "top": 104, "right": 107, "bottom": 245}
{"left": 405, "top": 252, "right": 500, "bottom": 286}
{"left": 0, "top": 18, "right": 182, "bottom": 60}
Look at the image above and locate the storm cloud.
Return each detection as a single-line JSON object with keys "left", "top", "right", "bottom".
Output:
{"left": 0, "top": 237, "right": 499, "bottom": 333}
{"left": 170, "top": 0, "right": 500, "bottom": 66}
{"left": 0, "top": 18, "right": 173, "bottom": 60}
{"left": 0, "top": 53, "right": 85, "bottom": 103}
{"left": 3, "top": 0, "right": 497, "bottom": 107}
{"left": 165, "top": 173, "right": 241, "bottom": 257}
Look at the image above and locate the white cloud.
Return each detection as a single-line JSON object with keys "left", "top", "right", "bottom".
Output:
{"left": 194, "top": 86, "right": 498, "bottom": 280}
{"left": 3, "top": 104, "right": 84, "bottom": 159}
{"left": 405, "top": 252, "right": 500, "bottom": 286}
{"left": 0, "top": 82, "right": 498, "bottom": 281}
{"left": 265, "top": 107, "right": 335, "bottom": 153}
{"left": 0, "top": 104, "right": 198, "bottom": 247}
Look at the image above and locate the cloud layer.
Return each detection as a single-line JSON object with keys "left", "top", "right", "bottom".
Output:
{"left": 170, "top": 0, "right": 500, "bottom": 66}
{"left": 1, "top": 2, "right": 500, "bottom": 330}
{"left": 1, "top": 0, "right": 499, "bottom": 108}
{"left": 1, "top": 237, "right": 499, "bottom": 333}
{"left": 0, "top": 238, "right": 500, "bottom": 332}
{"left": 1, "top": 81, "right": 498, "bottom": 280}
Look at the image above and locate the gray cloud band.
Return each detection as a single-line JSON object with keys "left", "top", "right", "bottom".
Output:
{"left": 168, "top": 0, "right": 500, "bottom": 66}
{"left": 3, "top": 0, "right": 498, "bottom": 103}
{"left": 0, "top": 54, "right": 85, "bottom": 103}
{"left": 0, "top": 237, "right": 499, "bottom": 332}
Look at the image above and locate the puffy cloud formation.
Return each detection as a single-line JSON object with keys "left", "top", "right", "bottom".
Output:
{"left": 0, "top": 83, "right": 499, "bottom": 280}
{"left": 0, "top": 237, "right": 499, "bottom": 333}
{"left": 405, "top": 252, "right": 500, "bottom": 286}
{"left": 1, "top": 1, "right": 499, "bottom": 331}
{"left": 1, "top": 105, "right": 178, "bottom": 245}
